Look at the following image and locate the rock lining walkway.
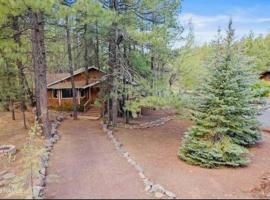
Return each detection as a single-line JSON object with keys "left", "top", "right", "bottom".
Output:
{"left": 44, "top": 119, "right": 149, "bottom": 199}
{"left": 118, "top": 116, "right": 174, "bottom": 130}
{"left": 102, "top": 123, "right": 177, "bottom": 199}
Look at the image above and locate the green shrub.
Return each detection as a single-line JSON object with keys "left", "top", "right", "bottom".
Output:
{"left": 126, "top": 95, "right": 183, "bottom": 118}
{"left": 252, "top": 80, "right": 270, "bottom": 97}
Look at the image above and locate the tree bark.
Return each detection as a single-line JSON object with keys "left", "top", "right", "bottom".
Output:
{"left": 31, "top": 11, "right": 50, "bottom": 137}
{"left": 66, "top": 16, "right": 78, "bottom": 120}
{"left": 10, "top": 99, "right": 15, "bottom": 120}
{"left": 108, "top": 22, "right": 118, "bottom": 126}
{"left": 84, "top": 24, "right": 90, "bottom": 85}
{"left": 12, "top": 16, "right": 28, "bottom": 128}
{"left": 95, "top": 20, "right": 100, "bottom": 69}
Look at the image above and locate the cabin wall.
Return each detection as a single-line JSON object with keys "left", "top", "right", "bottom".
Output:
{"left": 48, "top": 90, "right": 59, "bottom": 107}
{"left": 261, "top": 73, "right": 270, "bottom": 83}
{"left": 47, "top": 87, "right": 100, "bottom": 111}
{"left": 47, "top": 69, "right": 103, "bottom": 111}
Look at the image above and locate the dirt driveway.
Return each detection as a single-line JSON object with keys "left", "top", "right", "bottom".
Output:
{"left": 44, "top": 119, "right": 149, "bottom": 199}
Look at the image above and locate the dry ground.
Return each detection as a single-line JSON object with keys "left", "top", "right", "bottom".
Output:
{"left": 44, "top": 119, "right": 150, "bottom": 199}
{"left": 115, "top": 112, "right": 270, "bottom": 199}
{"left": 0, "top": 111, "right": 36, "bottom": 198}
{"left": 0, "top": 110, "right": 60, "bottom": 198}
{"left": 3, "top": 108, "right": 268, "bottom": 199}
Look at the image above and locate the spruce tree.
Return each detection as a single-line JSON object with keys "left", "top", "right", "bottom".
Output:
{"left": 179, "top": 20, "right": 262, "bottom": 168}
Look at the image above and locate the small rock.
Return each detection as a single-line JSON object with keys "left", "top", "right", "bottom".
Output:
{"left": 154, "top": 192, "right": 164, "bottom": 199}
{"left": 39, "top": 168, "right": 46, "bottom": 176}
{"left": 50, "top": 137, "right": 57, "bottom": 144}
{"left": 145, "top": 185, "right": 152, "bottom": 192}
{"left": 34, "top": 177, "right": 46, "bottom": 187}
{"left": 0, "top": 180, "right": 8, "bottom": 187}
{"left": 134, "top": 164, "right": 144, "bottom": 173}
{"left": 41, "top": 160, "right": 48, "bottom": 169}
{"left": 123, "top": 152, "right": 129, "bottom": 158}
{"left": 33, "top": 186, "right": 44, "bottom": 198}
{"left": 139, "top": 172, "right": 145, "bottom": 179}
{"left": 165, "top": 191, "right": 176, "bottom": 198}
{"left": 56, "top": 116, "right": 64, "bottom": 122}
{"left": 51, "top": 126, "right": 57, "bottom": 134}
{"left": 45, "top": 141, "right": 53, "bottom": 148}
{"left": 143, "top": 179, "right": 153, "bottom": 187}
{"left": 102, "top": 124, "right": 107, "bottom": 129}
{"left": 0, "top": 170, "right": 8, "bottom": 177}
{"left": 118, "top": 148, "right": 125, "bottom": 154}
{"left": 54, "top": 134, "right": 60, "bottom": 140}
{"left": 3, "top": 172, "right": 15, "bottom": 180}
{"left": 150, "top": 184, "right": 164, "bottom": 193}
{"left": 129, "top": 159, "right": 136, "bottom": 166}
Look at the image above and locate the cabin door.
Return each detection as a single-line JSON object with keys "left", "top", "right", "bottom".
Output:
{"left": 90, "top": 87, "right": 100, "bottom": 104}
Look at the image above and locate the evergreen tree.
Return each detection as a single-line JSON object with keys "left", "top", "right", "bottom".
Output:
{"left": 179, "top": 20, "right": 262, "bottom": 168}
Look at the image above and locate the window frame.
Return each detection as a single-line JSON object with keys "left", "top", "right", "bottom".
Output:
{"left": 51, "top": 89, "right": 58, "bottom": 99}
{"left": 61, "top": 89, "right": 74, "bottom": 99}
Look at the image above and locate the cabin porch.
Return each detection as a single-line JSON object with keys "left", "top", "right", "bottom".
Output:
{"left": 47, "top": 86, "right": 101, "bottom": 113}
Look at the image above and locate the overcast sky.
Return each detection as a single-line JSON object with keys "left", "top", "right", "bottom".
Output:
{"left": 178, "top": 0, "right": 270, "bottom": 45}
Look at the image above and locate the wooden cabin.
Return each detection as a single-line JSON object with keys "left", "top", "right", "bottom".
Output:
{"left": 260, "top": 71, "right": 270, "bottom": 85}
{"left": 47, "top": 66, "right": 104, "bottom": 112}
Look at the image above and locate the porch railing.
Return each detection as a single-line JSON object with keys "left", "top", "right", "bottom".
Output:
{"left": 83, "top": 99, "right": 92, "bottom": 112}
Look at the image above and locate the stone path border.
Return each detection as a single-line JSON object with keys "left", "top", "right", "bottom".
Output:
{"left": 0, "top": 145, "right": 16, "bottom": 155}
{"left": 33, "top": 115, "right": 65, "bottom": 199}
{"left": 101, "top": 122, "right": 177, "bottom": 199}
{"left": 118, "top": 116, "right": 174, "bottom": 130}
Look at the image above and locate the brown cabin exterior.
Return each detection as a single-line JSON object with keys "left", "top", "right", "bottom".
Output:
{"left": 260, "top": 71, "right": 270, "bottom": 85}
{"left": 47, "top": 67, "right": 104, "bottom": 111}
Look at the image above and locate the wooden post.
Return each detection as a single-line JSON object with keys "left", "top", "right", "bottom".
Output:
{"left": 58, "top": 90, "right": 61, "bottom": 106}
{"left": 89, "top": 88, "right": 92, "bottom": 104}
{"left": 78, "top": 89, "right": 81, "bottom": 105}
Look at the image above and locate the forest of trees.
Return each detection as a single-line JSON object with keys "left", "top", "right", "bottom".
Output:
{"left": 0, "top": 0, "right": 269, "bottom": 143}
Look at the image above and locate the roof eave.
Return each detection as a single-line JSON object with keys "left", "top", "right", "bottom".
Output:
{"left": 47, "top": 66, "right": 104, "bottom": 87}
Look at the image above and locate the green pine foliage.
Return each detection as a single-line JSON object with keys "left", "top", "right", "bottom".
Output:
{"left": 179, "top": 21, "right": 262, "bottom": 168}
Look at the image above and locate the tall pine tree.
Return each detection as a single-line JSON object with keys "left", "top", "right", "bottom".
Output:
{"left": 179, "top": 20, "right": 262, "bottom": 168}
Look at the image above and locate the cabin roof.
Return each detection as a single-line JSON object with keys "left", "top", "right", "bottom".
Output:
{"left": 47, "top": 66, "right": 104, "bottom": 89}
{"left": 47, "top": 80, "right": 101, "bottom": 89}
{"left": 47, "top": 73, "right": 70, "bottom": 85}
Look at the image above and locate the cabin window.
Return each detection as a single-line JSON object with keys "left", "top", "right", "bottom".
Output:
{"left": 80, "top": 89, "right": 85, "bottom": 97}
{"left": 52, "top": 89, "right": 58, "bottom": 98}
{"left": 62, "top": 89, "right": 73, "bottom": 98}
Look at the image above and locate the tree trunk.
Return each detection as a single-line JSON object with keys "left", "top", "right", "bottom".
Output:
{"left": 66, "top": 16, "right": 78, "bottom": 120}
{"left": 31, "top": 11, "right": 50, "bottom": 137}
{"left": 10, "top": 99, "right": 15, "bottom": 120}
{"left": 84, "top": 24, "right": 90, "bottom": 85}
{"left": 95, "top": 20, "right": 100, "bottom": 69}
{"left": 108, "top": 22, "right": 118, "bottom": 126}
{"left": 151, "top": 55, "right": 154, "bottom": 92}
{"left": 12, "top": 16, "right": 28, "bottom": 128}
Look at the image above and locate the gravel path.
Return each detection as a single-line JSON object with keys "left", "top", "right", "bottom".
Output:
{"left": 44, "top": 119, "right": 149, "bottom": 199}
